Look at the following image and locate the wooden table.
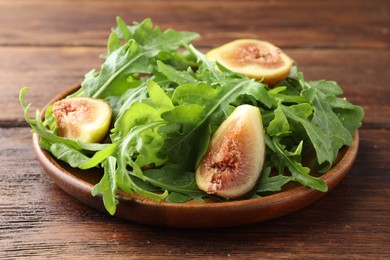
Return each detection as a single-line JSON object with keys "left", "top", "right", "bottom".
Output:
{"left": 1, "top": 0, "right": 389, "bottom": 258}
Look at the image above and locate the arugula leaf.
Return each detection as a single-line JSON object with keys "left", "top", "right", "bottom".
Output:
{"left": 303, "top": 84, "right": 352, "bottom": 160}
{"left": 280, "top": 103, "right": 334, "bottom": 167}
{"left": 334, "top": 106, "right": 364, "bottom": 135}
{"left": 81, "top": 40, "right": 147, "bottom": 99}
{"left": 143, "top": 164, "right": 211, "bottom": 203}
{"left": 80, "top": 143, "right": 118, "bottom": 170}
{"left": 115, "top": 16, "right": 132, "bottom": 42}
{"left": 157, "top": 60, "right": 197, "bottom": 85}
{"left": 255, "top": 167, "right": 293, "bottom": 193}
{"left": 129, "top": 19, "right": 199, "bottom": 54}
{"left": 146, "top": 80, "right": 175, "bottom": 112}
{"left": 82, "top": 17, "right": 199, "bottom": 100}
{"left": 92, "top": 143, "right": 169, "bottom": 215}
{"left": 111, "top": 81, "right": 173, "bottom": 168}
{"left": 106, "top": 31, "right": 121, "bottom": 55}
{"left": 111, "top": 78, "right": 148, "bottom": 122}
{"left": 266, "top": 105, "right": 291, "bottom": 137}
{"left": 159, "top": 104, "right": 208, "bottom": 169}
{"left": 306, "top": 81, "right": 363, "bottom": 131}
{"left": 50, "top": 143, "right": 90, "bottom": 168}
{"left": 268, "top": 136, "right": 328, "bottom": 192}
{"left": 186, "top": 43, "right": 221, "bottom": 82}
{"left": 91, "top": 157, "right": 119, "bottom": 215}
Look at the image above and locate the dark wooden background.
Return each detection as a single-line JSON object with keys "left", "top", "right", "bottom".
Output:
{"left": 1, "top": 0, "right": 389, "bottom": 258}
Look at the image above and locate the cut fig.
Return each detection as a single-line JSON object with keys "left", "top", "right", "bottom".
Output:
{"left": 52, "top": 97, "right": 112, "bottom": 143}
{"left": 206, "top": 39, "right": 293, "bottom": 86}
{"left": 196, "top": 105, "right": 265, "bottom": 199}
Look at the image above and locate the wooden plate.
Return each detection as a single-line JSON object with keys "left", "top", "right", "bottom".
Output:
{"left": 32, "top": 84, "right": 360, "bottom": 228}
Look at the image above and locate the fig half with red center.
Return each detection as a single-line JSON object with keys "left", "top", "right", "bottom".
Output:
{"left": 206, "top": 39, "right": 293, "bottom": 86}
{"left": 52, "top": 97, "right": 112, "bottom": 143}
{"left": 196, "top": 105, "right": 266, "bottom": 199}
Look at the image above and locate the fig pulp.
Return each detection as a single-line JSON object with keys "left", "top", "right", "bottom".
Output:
{"left": 52, "top": 97, "right": 112, "bottom": 143}
{"left": 196, "top": 105, "right": 265, "bottom": 199}
{"left": 206, "top": 39, "right": 293, "bottom": 86}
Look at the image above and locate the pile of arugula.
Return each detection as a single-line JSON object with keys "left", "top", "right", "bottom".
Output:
{"left": 20, "top": 17, "right": 364, "bottom": 215}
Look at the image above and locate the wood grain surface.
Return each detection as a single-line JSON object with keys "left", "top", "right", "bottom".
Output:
{"left": 0, "top": 0, "right": 389, "bottom": 259}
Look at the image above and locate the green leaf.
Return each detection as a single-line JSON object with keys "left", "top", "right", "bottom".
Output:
{"left": 112, "top": 17, "right": 199, "bottom": 54}
{"left": 333, "top": 105, "right": 364, "bottom": 135}
{"left": 114, "top": 159, "right": 167, "bottom": 201}
{"left": 81, "top": 40, "right": 147, "bottom": 99}
{"left": 112, "top": 102, "right": 162, "bottom": 141}
{"left": 171, "top": 82, "right": 219, "bottom": 107}
{"left": 91, "top": 156, "right": 119, "bottom": 215}
{"left": 43, "top": 105, "right": 56, "bottom": 130}
{"left": 280, "top": 103, "right": 334, "bottom": 166}
{"left": 82, "top": 17, "right": 198, "bottom": 100}
{"left": 110, "top": 80, "right": 175, "bottom": 182}
{"left": 161, "top": 104, "right": 205, "bottom": 123}
{"left": 165, "top": 192, "right": 193, "bottom": 203}
{"left": 50, "top": 143, "right": 90, "bottom": 168}
{"left": 307, "top": 80, "right": 343, "bottom": 96}
{"left": 186, "top": 43, "right": 221, "bottom": 81}
{"left": 130, "top": 19, "right": 199, "bottom": 54}
{"left": 256, "top": 167, "right": 293, "bottom": 193}
{"left": 112, "top": 79, "right": 148, "bottom": 122}
{"left": 116, "top": 16, "right": 132, "bottom": 41}
{"left": 303, "top": 86, "right": 352, "bottom": 146}
{"left": 143, "top": 164, "right": 210, "bottom": 202}
{"left": 80, "top": 143, "right": 118, "bottom": 169}
{"left": 272, "top": 137, "right": 328, "bottom": 192}
{"left": 267, "top": 106, "right": 290, "bottom": 137}
{"left": 146, "top": 79, "right": 174, "bottom": 112}
{"left": 157, "top": 60, "right": 197, "bottom": 85}
{"left": 301, "top": 80, "right": 363, "bottom": 170}
{"left": 159, "top": 104, "right": 208, "bottom": 168}
{"left": 107, "top": 31, "right": 121, "bottom": 55}
{"left": 111, "top": 81, "right": 173, "bottom": 167}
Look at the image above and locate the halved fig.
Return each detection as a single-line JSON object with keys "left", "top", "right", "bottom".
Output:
{"left": 196, "top": 105, "right": 266, "bottom": 199}
{"left": 52, "top": 97, "right": 112, "bottom": 143}
{"left": 206, "top": 39, "right": 293, "bottom": 86}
